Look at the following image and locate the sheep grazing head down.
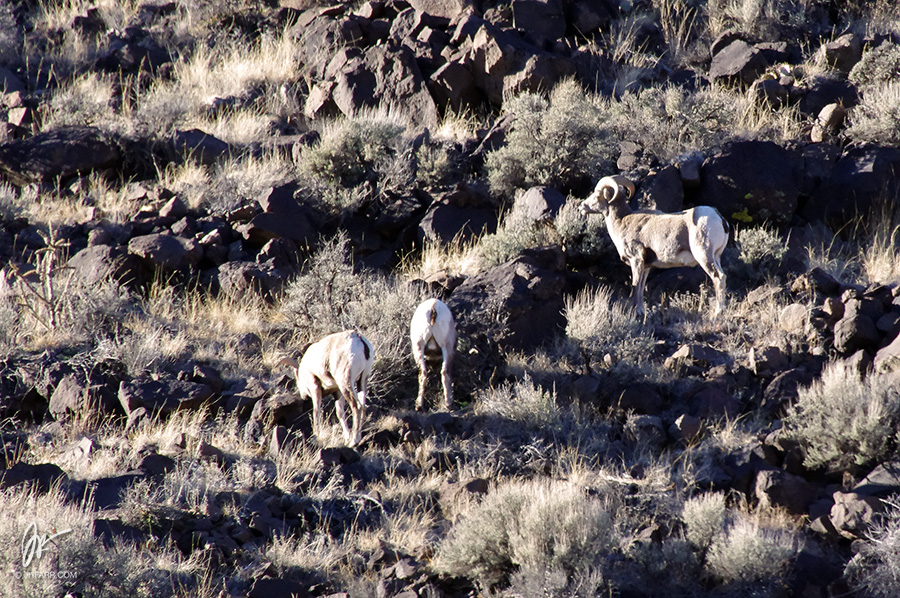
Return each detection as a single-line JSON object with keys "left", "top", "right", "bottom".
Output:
{"left": 295, "top": 329, "right": 373, "bottom": 447}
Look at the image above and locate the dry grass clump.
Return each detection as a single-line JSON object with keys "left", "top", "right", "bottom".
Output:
{"left": 784, "top": 362, "right": 900, "bottom": 473}
{"left": 564, "top": 285, "right": 655, "bottom": 370}
{"left": 402, "top": 235, "right": 483, "bottom": 282}
{"left": 133, "top": 27, "right": 301, "bottom": 139}
{"left": 846, "top": 82, "right": 900, "bottom": 146}
{"left": 846, "top": 497, "right": 900, "bottom": 597}
{"left": 0, "top": 484, "right": 211, "bottom": 598}
{"left": 859, "top": 201, "right": 900, "bottom": 285}
{"left": 432, "top": 478, "right": 617, "bottom": 591}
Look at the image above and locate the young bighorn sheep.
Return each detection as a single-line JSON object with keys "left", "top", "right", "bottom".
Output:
{"left": 581, "top": 174, "right": 730, "bottom": 318}
{"left": 410, "top": 298, "right": 457, "bottom": 411}
{"left": 293, "top": 330, "right": 374, "bottom": 447}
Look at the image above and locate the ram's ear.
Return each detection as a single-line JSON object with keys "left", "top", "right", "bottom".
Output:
{"left": 279, "top": 356, "right": 299, "bottom": 369}
{"left": 602, "top": 186, "right": 615, "bottom": 201}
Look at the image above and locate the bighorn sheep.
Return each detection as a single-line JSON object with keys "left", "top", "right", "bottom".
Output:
{"left": 581, "top": 174, "right": 730, "bottom": 318}
{"left": 410, "top": 298, "right": 457, "bottom": 411}
{"left": 293, "top": 330, "right": 373, "bottom": 447}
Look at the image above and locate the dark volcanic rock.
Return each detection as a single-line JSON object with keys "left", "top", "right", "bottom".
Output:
{"left": 448, "top": 247, "right": 566, "bottom": 351}
{"left": 313, "top": 43, "right": 439, "bottom": 127}
{"left": 170, "top": 129, "right": 230, "bottom": 165}
{"left": 127, "top": 233, "right": 202, "bottom": 272}
{"left": 0, "top": 126, "right": 122, "bottom": 185}
{"left": 418, "top": 185, "right": 498, "bottom": 244}
{"left": 699, "top": 140, "right": 803, "bottom": 223}
{"left": 802, "top": 145, "right": 900, "bottom": 225}
{"left": 118, "top": 378, "right": 216, "bottom": 415}
{"left": 709, "top": 40, "right": 768, "bottom": 85}
{"left": 0, "top": 462, "right": 68, "bottom": 493}
{"left": 68, "top": 244, "right": 149, "bottom": 290}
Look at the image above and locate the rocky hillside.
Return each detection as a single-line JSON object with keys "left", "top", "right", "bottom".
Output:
{"left": 1, "top": 0, "right": 900, "bottom": 596}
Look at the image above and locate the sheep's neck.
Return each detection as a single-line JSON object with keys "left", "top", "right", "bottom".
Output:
{"left": 604, "top": 200, "right": 633, "bottom": 231}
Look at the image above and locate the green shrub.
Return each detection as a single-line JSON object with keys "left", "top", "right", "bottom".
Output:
{"left": 485, "top": 80, "right": 615, "bottom": 198}
{"left": 846, "top": 497, "right": 900, "bottom": 597}
{"left": 297, "top": 111, "right": 414, "bottom": 212}
{"left": 783, "top": 362, "right": 900, "bottom": 473}
{"left": 850, "top": 42, "right": 900, "bottom": 88}
{"left": 552, "top": 196, "right": 610, "bottom": 255}
{"left": 727, "top": 224, "right": 787, "bottom": 285}
{"left": 433, "top": 479, "right": 616, "bottom": 590}
{"left": 475, "top": 207, "right": 551, "bottom": 268}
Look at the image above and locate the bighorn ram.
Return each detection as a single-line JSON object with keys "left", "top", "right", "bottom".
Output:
{"left": 293, "top": 330, "right": 373, "bottom": 447}
{"left": 410, "top": 298, "right": 457, "bottom": 410}
{"left": 581, "top": 175, "right": 730, "bottom": 318}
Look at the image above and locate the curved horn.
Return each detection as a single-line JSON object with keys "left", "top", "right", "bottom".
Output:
{"left": 597, "top": 175, "right": 636, "bottom": 202}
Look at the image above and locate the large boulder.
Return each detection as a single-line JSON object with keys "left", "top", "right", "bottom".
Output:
{"left": 0, "top": 126, "right": 122, "bottom": 185}
{"left": 513, "top": 186, "right": 566, "bottom": 222}
{"left": 428, "top": 59, "right": 484, "bottom": 112}
{"left": 217, "top": 261, "right": 288, "bottom": 300}
{"left": 127, "top": 233, "right": 202, "bottom": 272}
{"left": 448, "top": 247, "right": 566, "bottom": 351}
{"left": 699, "top": 140, "right": 803, "bottom": 223}
{"left": 68, "top": 244, "right": 149, "bottom": 290}
{"left": 238, "top": 184, "right": 319, "bottom": 248}
{"left": 511, "top": 0, "right": 566, "bottom": 40}
{"left": 293, "top": 13, "right": 366, "bottom": 80}
{"left": 709, "top": 40, "right": 768, "bottom": 85}
{"left": 170, "top": 129, "right": 229, "bottom": 165}
{"left": 798, "top": 75, "right": 858, "bottom": 117}
{"left": 407, "top": 0, "right": 473, "bottom": 19}
{"left": 801, "top": 145, "right": 900, "bottom": 225}
{"left": 311, "top": 43, "right": 439, "bottom": 127}
{"left": 418, "top": 184, "right": 498, "bottom": 244}
{"left": 462, "top": 17, "right": 574, "bottom": 105}
{"left": 118, "top": 378, "right": 216, "bottom": 415}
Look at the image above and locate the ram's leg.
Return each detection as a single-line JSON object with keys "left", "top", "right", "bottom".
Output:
{"left": 350, "top": 376, "right": 367, "bottom": 447}
{"left": 311, "top": 385, "right": 324, "bottom": 439}
{"left": 697, "top": 252, "right": 727, "bottom": 316}
{"left": 440, "top": 349, "right": 454, "bottom": 411}
{"left": 630, "top": 258, "right": 648, "bottom": 320}
{"left": 334, "top": 393, "right": 354, "bottom": 446}
{"left": 414, "top": 343, "right": 429, "bottom": 411}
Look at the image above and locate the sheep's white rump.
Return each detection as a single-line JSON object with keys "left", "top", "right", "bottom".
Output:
{"left": 410, "top": 298, "right": 457, "bottom": 411}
